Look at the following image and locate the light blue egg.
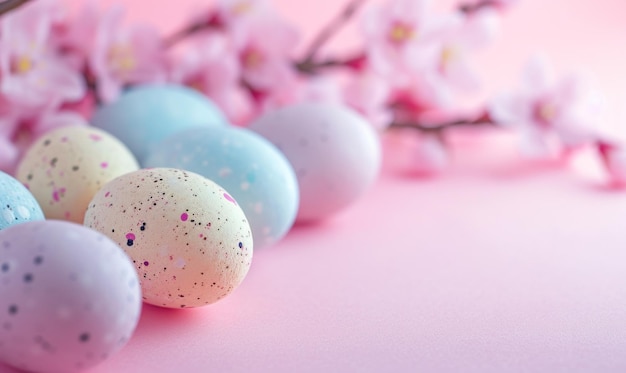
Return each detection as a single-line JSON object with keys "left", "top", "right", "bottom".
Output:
{"left": 91, "top": 84, "right": 228, "bottom": 165}
{"left": 0, "top": 171, "right": 44, "bottom": 230}
{"left": 144, "top": 126, "right": 299, "bottom": 249}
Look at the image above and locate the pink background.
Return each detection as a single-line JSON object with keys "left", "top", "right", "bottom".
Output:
{"left": 4, "top": 0, "right": 626, "bottom": 372}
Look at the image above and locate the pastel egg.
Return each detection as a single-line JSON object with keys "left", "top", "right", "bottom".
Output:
{"left": 0, "top": 220, "right": 141, "bottom": 373}
{"left": 249, "top": 102, "right": 382, "bottom": 222}
{"left": 0, "top": 171, "right": 44, "bottom": 231}
{"left": 91, "top": 84, "right": 228, "bottom": 164}
{"left": 16, "top": 126, "right": 139, "bottom": 223}
{"left": 144, "top": 126, "right": 298, "bottom": 249}
{"left": 84, "top": 168, "right": 253, "bottom": 309}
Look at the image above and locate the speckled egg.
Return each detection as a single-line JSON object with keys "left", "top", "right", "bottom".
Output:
{"left": 91, "top": 84, "right": 228, "bottom": 164}
{"left": 249, "top": 102, "right": 382, "bottom": 222}
{"left": 0, "top": 171, "right": 44, "bottom": 231}
{"left": 83, "top": 168, "right": 253, "bottom": 308}
{"left": 0, "top": 220, "right": 141, "bottom": 373}
{"left": 144, "top": 126, "right": 298, "bottom": 249}
{"left": 15, "top": 126, "right": 140, "bottom": 224}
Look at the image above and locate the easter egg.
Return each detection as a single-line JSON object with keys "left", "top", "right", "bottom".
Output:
{"left": 84, "top": 168, "right": 253, "bottom": 308}
{"left": 0, "top": 220, "right": 141, "bottom": 373}
{"left": 144, "top": 126, "right": 298, "bottom": 249}
{"left": 0, "top": 171, "right": 44, "bottom": 231}
{"left": 249, "top": 102, "right": 382, "bottom": 222}
{"left": 91, "top": 84, "right": 228, "bottom": 164}
{"left": 16, "top": 126, "right": 139, "bottom": 223}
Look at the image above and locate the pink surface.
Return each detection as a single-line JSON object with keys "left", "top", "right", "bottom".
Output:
{"left": 3, "top": 0, "right": 626, "bottom": 372}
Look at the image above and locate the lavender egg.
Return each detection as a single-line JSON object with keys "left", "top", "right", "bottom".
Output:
{"left": 84, "top": 168, "right": 253, "bottom": 309}
{"left": 0, "top": 171, "right": 44, "bottom": 231}
{"left": 0, "top": 220, "right": 141, "bottom": 373}
{"left": 144, "top": 126, "right": 299, "bottom": 249}
{"left": 91, "top": 84, "right": 228, "bottom": 164}
{"left": 249, "top": 102, "right": 382, "bottom": 222}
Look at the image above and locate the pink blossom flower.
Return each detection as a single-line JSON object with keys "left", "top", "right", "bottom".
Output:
{"left": 234, "top": 16, "right": 299, "bottom": 92}
{"left": 361, "top": 0, "right": 461, "bottom": 83}
{"left": 0, "top": 108, "right": 87, "bottom": 173}
{"left": 597, "top": 142, "right": 626, "bottom": 186}
{"left": 87, "top": 5, "right": 167, "bottom": 102}
{"left": 259, "top": 76, "right": 343, "bottom": 117}
{"left": 489, "top": 58, "right": 603, "bottom": 157}
{"left": 171, "top": 34, "right": 252, "bottom": 124}
{"left": 429, "top": 8, "right": 499, "bottom": 92}
{"left": 0, "top": 0, "right": 84, "bottom": 108}
{"left": 344, "top": 71, "right": 393, "bottom": 129}
{"left": 215, "top": 0, "right": 272, "bottom": 26}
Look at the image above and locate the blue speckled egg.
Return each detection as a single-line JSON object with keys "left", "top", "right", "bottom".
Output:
{"left": 0, "top": 171, "right": 44, "bottom": 230}
{"left": 144, "top": 126, "right": 299, "bottom": 249}
{"left": 91, "top": 84, "right": 228, "bottom": 164}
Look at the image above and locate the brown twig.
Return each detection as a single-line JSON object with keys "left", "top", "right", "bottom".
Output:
{"left": 163, "top": 13, "right": 222, "bottom": 49}
{"left": 295, "top": 52, "right": 366, "bottom": 75}
{"left": 297, "top": 0, "right": 368, "bottom": 69}
{"left": 0, "top": 0, "right": 32, "bottom": 16}
{"left": 458, "top": 0, "right": 500, "bottom": 14}
{"left": 388, "top": 111, "right": 496, "bottom": 134}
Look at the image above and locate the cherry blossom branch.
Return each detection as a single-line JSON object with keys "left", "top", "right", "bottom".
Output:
{"left": 296, "top": 0, "right": 368, "bottom": 71}
{"left": 295, "top": 52, "right": 366, "bottom": 75}
{"left": 458, "top": 0, "right": 501, "bottom": 14}
{"left": 0, "top": 0, "right": 32, "bottom": 16}
{"left": 163, "top": 13, "right": 221, "bottom": 48}
{"left": 388, "top": 111, "right": 496, "bottom": 133}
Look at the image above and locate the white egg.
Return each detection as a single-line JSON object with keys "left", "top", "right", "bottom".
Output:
{"left": 249, "top": 102, "right": 382, "bottom": 222}
{"left": 84, "top": 168, "right": 253, "bottom": 308}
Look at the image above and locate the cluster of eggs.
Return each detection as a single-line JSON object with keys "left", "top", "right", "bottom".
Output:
{"left": 0, "top": 84, "right": 381, "bottom": 372}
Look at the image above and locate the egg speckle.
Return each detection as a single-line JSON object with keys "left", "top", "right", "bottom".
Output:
{"left": 0, "top": 171, "right": 44, "bottom": 231}
{"left": 0, "top": 220, "right": 141, "bottom": 373}
{"left": 84, "top": 168, "right": 253, "bottom": 308}
{"left": 15, "top": 126, "right": 139, "bottom": 223}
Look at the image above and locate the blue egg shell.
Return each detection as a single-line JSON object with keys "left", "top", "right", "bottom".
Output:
{"left": 91, "top": 84, "right": 228, "bottom": 164}
{"left": 0, "top": 171, "right": 44, "bottom": 230}
{"left": 144, "top": 126, "right": 299, "bottom": 249}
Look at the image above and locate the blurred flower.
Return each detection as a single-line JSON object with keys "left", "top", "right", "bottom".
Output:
{"left": 390, "top": 8, "right": 496, "bottom": 115}
{"left": 0, "top": 108, "right": 87, "bottom": 173}
{"left": 489, "top": 58, "right": 603, "bottom": 157}
{"left": 234, "top": 16, "right": 299, "bottom": 92}
{"left": 215, "top": 0, "right": 272, "bottom": 26}
{"left": 597, "top": 142, "right": 626, "bottom": 186}
{"left": 384, "top": 129, "right": 449, "bottom": 176}
{"left": 344, "top": 71, "right": 393, "bottom": 129}
{"left": 429, "top": 8, "right": 499, "bottom": 92}
{"left": 260, "top": 76, "right": 343, "bottom": 116}
{"left": 0, "top": 0, "right": 84, "bottom": 108}
{"left": 88, "top": 5, "right": 167, "bottom": 102}
{"left": 171, "top": 34, "right": 251, "bottom": 124}
{"left": 361, "top": 0, "right": 460, "bottom": 83}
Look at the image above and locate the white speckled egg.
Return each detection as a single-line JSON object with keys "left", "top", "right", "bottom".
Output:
{"left": 0, "top": 171, "right": 44, "bottom": 231}
{"left": 249, "top": 102, "right": 382, "bottom": 222}
{"left": 83, "top": 168, "right": 253, "bottom": 309}
{"left": 0, "top": 220, "right": 141, "bottom": 373}
{"left": 144, "top": 126, "right": 299, "bottom": 249}
{"left": 16, "top": 126, "right": 140, "bottom": 223}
